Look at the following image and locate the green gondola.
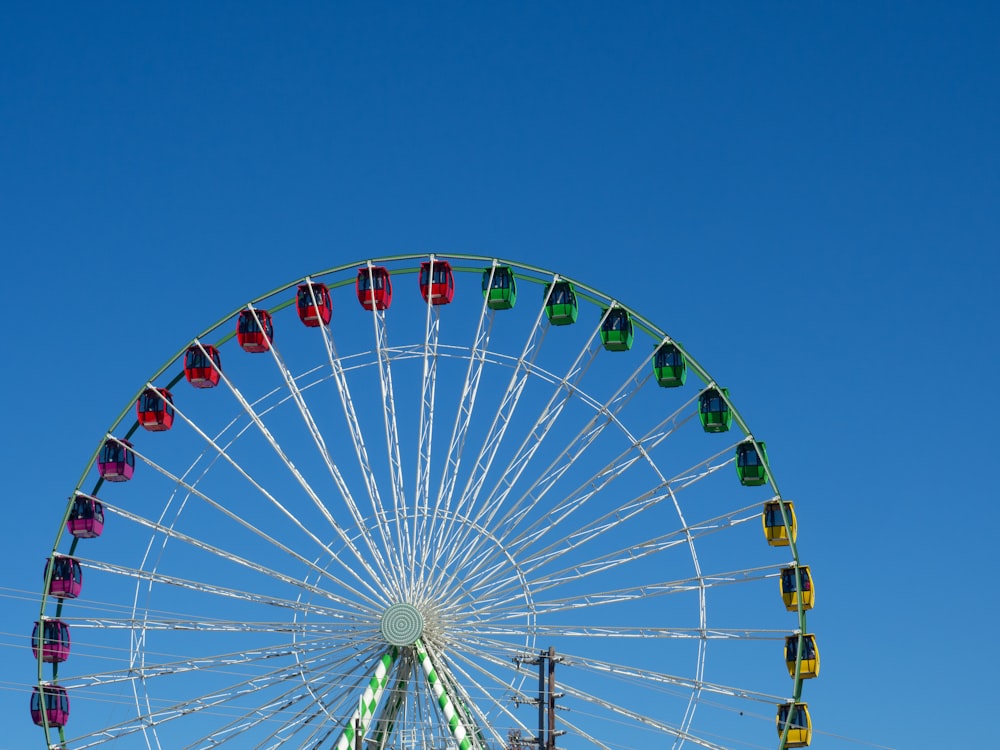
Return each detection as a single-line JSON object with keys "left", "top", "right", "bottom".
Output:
{"left": 482, "top": 265, "right": 517, "bottom": 310}
{"left": 698, "top": 387, "right": 732, "bottom": 432}
{"left": 652, "top": 342, "right": 687, "bottom": 387}
{"left": 600, "top": 307, "right": 634, "bottom": 351}
{"left": 544, "top": 279, "right": 578, "bottom": 325}
{"left": 736, "top": 440, "right": 768, "bottom": 486}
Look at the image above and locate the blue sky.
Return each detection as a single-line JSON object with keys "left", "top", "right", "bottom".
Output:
{"left": 2, "top": 3, "right": 998, "bottom": 748}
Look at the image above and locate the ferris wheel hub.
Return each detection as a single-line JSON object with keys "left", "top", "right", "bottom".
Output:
{"left": 380, "top": 602, "right": 425, "bottom": 646}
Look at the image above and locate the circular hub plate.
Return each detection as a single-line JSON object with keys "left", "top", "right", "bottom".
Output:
{"left": 380, "top": 602, "right": 424, "bottom": 646}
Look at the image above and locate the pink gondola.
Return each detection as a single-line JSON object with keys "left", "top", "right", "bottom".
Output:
{"left": 30, "top": 685, "right": 70, "bottom": 728}
{"left": 356, "top": 266, "right": 393, "bottom": 311}
{"left": 67, "top": 493, "right": 104, "bottom": 539}
{"left": 98, "top": 438, "right": 134, "bottom": 482}
{"left": 32, "top": 620, "right": 71, "bottom": 663}
{"left": 45, "top": 557, "right": 82, "bottom": 599}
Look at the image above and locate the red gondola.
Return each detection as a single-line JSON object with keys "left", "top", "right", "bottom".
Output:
{"left": 98, "top": 438, "right": 134, "bottom": 482}
{"left": 297, "top": 282, "right": 333, "bottom": 327}
{"left": 237, "top": 308, "right": 274, "bottom": 353}
{"left": 32, "top": 620, "right": 71, "bottom": 663}
{"left": 30, "top": 685, "right": 70, "bottom": 728}
{"left": 136, "top": 387, "right": 174, "bottom": 432}
{"left": 67, "top": 493, "right": 104, "bottom": 539}
{"left": 356, "top": 266, "right": 393, "bottom": 311}
{"left": 45, "top": 557, "right": 82, "bottom": 599}
{"left": 184, "top": 343, "right": 222, "bottom": 388}
{"left": 419, "top": 259, "right": 455, "bottom": 305}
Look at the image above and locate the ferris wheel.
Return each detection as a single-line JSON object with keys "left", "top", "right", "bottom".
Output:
{"left": 33, "top": 254, "right": 816, "bottom": 750}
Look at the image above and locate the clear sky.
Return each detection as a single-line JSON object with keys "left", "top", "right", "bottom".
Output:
{"left": 2, "top": 2, "right": 998, "bottom": 749}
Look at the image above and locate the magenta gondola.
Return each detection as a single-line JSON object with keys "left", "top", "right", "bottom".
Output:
{"left": 357, "top": 266, "right": 393, "bottom": 310}
{"left": 419, "top": 259, "right": 455, "bottom": 305}
{"left": 45, "top": 557, "right": 82, "bottom": 599}
{"left": 67, "top": 493, "right": 104, "bottom": 539}
{"left": 98, "top": 438, "right": 134, "bottom": 482}
{"left": 237, "top": 308, "right": 274, "bottom": 353}
{"left": 30, "top": 685, "right": 70, "bottom": 728}
{"left": 32, "top": 620, "right": 71, "bottom": 663}
{"left": 136, "top": 387, "right": 174, "bottom": 432}
{"left": 296, "top": 282, "right": 333, "bottom": 327}
{"left": 184, "top": 344, "right": 222, "bottom": 388}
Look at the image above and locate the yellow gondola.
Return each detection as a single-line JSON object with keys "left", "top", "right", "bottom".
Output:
{"left": 776, "top": 702, "right": 812, "bottom": 747}
{"left": 780, "top": 565, "right": 814, "bottom": 611}
{"left": 762, "top": 500, "right": 797, "bottom": 546}
{"left": 785, "top": 633, "right": 820, "bottom": 679}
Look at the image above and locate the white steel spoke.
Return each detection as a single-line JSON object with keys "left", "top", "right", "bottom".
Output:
{"left": 63, "top": 646, "right": 368, "bottom": 749}
{"left": 500, "top": 391, "right": 703, "bottom": 555}
{"left": 454, "top": 625, "right": 790, "bottom": 640}
{"left": 252, "top": 647, "right": 384, "bottom": 750}
{"left": 181, "top": 680, "right": 320, "bottom": 750}
{"left": 257, "top": 302, "right": 402, "bottom": 599}
{"left": 478, "top": 337, "right": 653, "bottom": 543}
{"left": 459, "top": 565, "right": 782, "bottom": 621}
{"left": 363, "top": 266, "right": 411, "bottom": 598}
{"left": 436, "top": 445, "right": 732, "bottom": 615}
{"left": 439, "top": 373, "right": 674, "bottom": 602}
{"left": 103, "top": 446, "right": 383, "bottom": 610}
{"left": 77, "top": 556, "right": 375, "bottom": 620}
{"left": 305, "top": 281, "right": 406, "bottom": 598}
{"left": 412, "top": 256, "right": 446, "bottom": 594}
{"left": 565, "top": 651, "right": 786, "bottom": 705}
{"left": 65, "top": 616, "right": 369, "bottom": 636}
{"left": 558, "top": 680, "right": 730, "bottom": 750}
{"left": 126, "top": 388, "right": 386, "bottom": 606}
{"left": 427, "top": 284, "right": 553, "bottom": 587}
{"left": 416, "top": 266, "right": 495, "bottom": 601}
{"left": 63, "top": 636, "right": 341, "bottom": 691}
{"left": 105, "top": 503, "right": 381, "bottom": 613}
{"left": 435, "top": 303, "right": 609, "bottom": 586}
{"left": 446, "top": 402, "right": 719, "bottom": 605}
{"left": 469, "top": 503, "right": 761, "bottom": 607}
{"left": 201, "top": 322, "right": 389, "bottom": 601}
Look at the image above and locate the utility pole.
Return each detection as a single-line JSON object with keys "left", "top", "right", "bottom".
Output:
{"left": 511, "top": 648, "right": 564, "bottom": 750}
{"left": 547, "top": 646, "right": 557, "bottom": 750}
